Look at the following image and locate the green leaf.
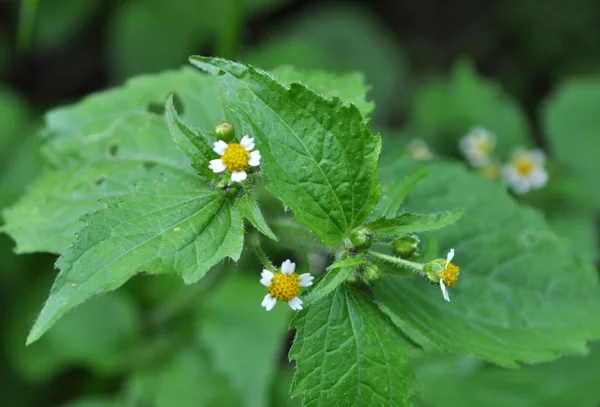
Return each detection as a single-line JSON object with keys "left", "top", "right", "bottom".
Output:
{"left": 58, "top": 399, "right": 123, "bottom": 407}
{"left": 375, "top": 167, "right": 429, "bottom": 219}
{"left": 543, "top": 77, "right": 600, "bottom": 207}
{"left": 270, "top": 65, "right": 374, "bottom": 119}
{"left": 290, "top": 285, "right": 415, "bottom": 406}
{"left": 367, "top": 210, "right": 463, "bottom": 239}
{"left": 17, "top": 0, "right": 40, "bottom": 51}
{"left": 236, "top": 193, "right": 277, "bottom": 241}
{"left": 374, "top": 158, "right": 600, "bottom": 366}
{"left": 302, "top": 254, "right": 365, "bottom": 307}
{"left": 411, "top": 60, "right": 531, "bottom": 157}
{"left": 191, "top": 57, "right": 382, "bottom": 245}
{"left": 164, "top": 94, "right": 215, "bottom": 177}
{"left": 27, "top": 177, "right": 244, "bottom": 344}
{"left": 199, "top": 274, "right": 291, "bottom": 407}
{"left": 2, "top": 162, "right": 189, "bottom": 254}
{"left": 416, "top": 344, "right": 600, "bottom": 407}
{"left": 3, "top": 69, "right": 223, "bottom": 254}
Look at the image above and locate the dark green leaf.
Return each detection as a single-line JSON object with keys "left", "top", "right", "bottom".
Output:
{"left": 191, "top": 57, "right": 381, "bottom": 245}
{"left": 290, "top": 285, "right": 415, "bottom": 406}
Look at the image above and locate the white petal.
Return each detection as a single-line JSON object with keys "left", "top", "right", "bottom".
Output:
{"left": 445, "top": 248, "right": 455, "bottom": 267}
{"left": 213, "top": 140, "right": 228, "bottom": 155}
{"left": 281, "top": 259, "right": 295, "bottom": 275}
{"left": 501, "top": 165, "right": 520, "bottom": 184}
{"left": 530, "top": 149, "right": 546, "bottom": 165}
{"left": 248, "top": 150, "right": 261, "bottom": 167}
{"left": 230, "top": 171, "right": 247, "bottom": 182}
{"left": 261, "top": 294, "right": 277, "bottom": 311}
{"left": 260, "top": 269, "right": 274, "bottom": 287}
{"left": 440, "top": 279, "right": 450, "bottom": 302}
{"left": 288, "top": 297, "right": 303, "bottom": 311}
{"left": 240, "top": 135, "right": 255, "bottom": 151}
{"left": 209, "top": 159, "right": 226, "bottom": 173}
{"left": 529, "top": 167, "right": 548, "bottom": 189}
{"left": 299, "top": 273, "right": 314, "bottom": 287}
{"left": 510, "top": 178, "right": 531, "bottom": 195}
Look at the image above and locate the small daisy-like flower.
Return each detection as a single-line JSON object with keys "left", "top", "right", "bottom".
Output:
{"left": 459, "top": 127, "right": 496, "bottom": 167}
{"left": 209, "top": 135, "right": 261, "bottom": 182}
{"left": 407, "top": 139, "right": 434, "bottom": 161}
{"left": 439, "top": 249, "right": 459, "bottom": 302}
{"left": 260, "top": 259, "right": 314, "bottom": 311}
{"left": 424, "top": 248, "right": 460, "bottom": 302}
{"left": 502, "top": 148, "right": 548, "bottom": 195}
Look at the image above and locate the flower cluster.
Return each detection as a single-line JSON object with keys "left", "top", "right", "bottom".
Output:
{"left": 458, "top": 126, "right": 548, "bottom": 195}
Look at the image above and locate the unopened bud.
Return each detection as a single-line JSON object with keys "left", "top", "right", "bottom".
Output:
{"left": 346, "top": 272, "right": 359, "bottom": 285}
{"left": 350, "top": 227, "right": 373, "bottom": 250}
{"left": 361, "top": 264, "right": 382, "bottom": 285}
{"left": 214, "top": 121, "right": 235, "bottom": 142}
{"left": 392, "top": 235, "right": 420, "bottom": 258}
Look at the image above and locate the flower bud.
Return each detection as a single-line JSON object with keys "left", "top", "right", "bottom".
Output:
{"left": 214, "top": 121, "right": 235, "bottom": 142}
{"left": 392, "top": 235, "right": 420, "bottom": 258}
{"left": 350, "top": 227, "right": 373, "bottom": 250}
{"left": 423, "top": 258, "right": 446, "bottom": 284}
{"left": 361, "top": 264, "right": 382, "bottom": 285}
{"left": 345, "top": 272, "right": 359, "bottom": 285}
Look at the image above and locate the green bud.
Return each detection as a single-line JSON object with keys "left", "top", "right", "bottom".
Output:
{"left": 349, "top": 227, "right": 373, "bottom": 250}
{"left": 346, "top": 272, "right": 359, "bottom": 285}
{"left": 392, "top": 235, "right": 420, "bottom": 258}
{"left": 423, "top": 258, "right": 445, "bottom": 284}
{"left": 214, "top": 121, "right": 235, "bottom": 142}
{"left": 361, "top": 264, "right": 382, "bottom": 285}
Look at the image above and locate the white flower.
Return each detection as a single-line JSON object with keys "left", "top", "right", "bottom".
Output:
{"left": 209, "top": 135, "right": 261, "bottom": 182}
{"left": 459, "top": 127, "right": 496, "bottom": 167}
{"left": 260, "top": 259, "right": 314, "bottom": 311}
{"left": 439, "top": 248, "right": 455, "bottom": 302}
{"left": 407, "top": 139, "right": 434, "bottom": 161}
{"left": 502, "top": 148, "right": 548, "bottom": 195}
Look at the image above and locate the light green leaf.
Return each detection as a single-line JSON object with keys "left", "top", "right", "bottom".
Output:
{"left": 375, "top": 167, "right": 429, "bottom": 219}
{"left": 2, "top": 162, "right": 189, "bottom": 254}
{"left": 543, "top": 77, "right": 600, "bottom": 207}
{"left": 199, "top": 274, "right": 290, "bottom": 407}
{"left": 191, "top": 57, "right": 382, "bottom": 245}
{"left": 374, "top": 158, "right": 600, "bottom": 366}
{"left": 3, "top": 69, "right": 223, "bottom": 254}
{"left": 367, "top": 210, "right": 463, "bottom": 239}
{"left": 411, "top": 60, "right": 531, "bottom": 157}
{"left": 326, "top": 253, "right": 366, "bottom": 270}
{"left": 270, "top": 65, "right": 374, "bottom": 119}
{"left": 416, "top": 343, "right": 600, "bottom": 407}
{"left": 290, "top": 285, "right": 415, "bottom": 406}
{"left": 27, "top": 177, "right": 243, "bottom": 344}
{"left": 165, "top": 94, "right": 215, "bottom": 177}
{"left": 236, "top": 193, "right": 277, "bottom": 240}
{"left": 58, "top": 398, "right": 123, "bottom": 407}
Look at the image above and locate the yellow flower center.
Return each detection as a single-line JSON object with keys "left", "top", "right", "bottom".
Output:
{"left": 441, "top": 263, "right": 460, "bottom": 287}
{"left": 268, "top": 272, "right": 300, "bottom": 301}
{"left": 514, "top": 157, "right": 534, "bottom": 176}
{"left": 476, "top": 140, "right": 492, "bottom": 155}
{"left": 221, "top": 143, "right": 249, "bottom": 172}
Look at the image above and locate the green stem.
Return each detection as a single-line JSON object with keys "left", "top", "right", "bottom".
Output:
{"left": 369, "top": 251, "right": 425, "bottom": 275}
{"left": 250, "top": 234, "right": 277, "bottom": 272}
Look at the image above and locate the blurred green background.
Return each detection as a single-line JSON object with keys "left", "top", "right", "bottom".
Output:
{"left": 1, "top": 0, "right": 599, "bottom": 406}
